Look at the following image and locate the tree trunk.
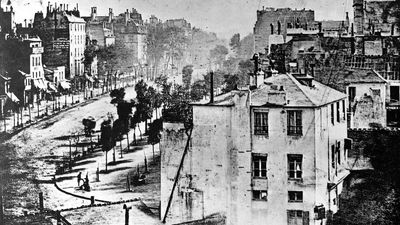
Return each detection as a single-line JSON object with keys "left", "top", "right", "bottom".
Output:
{"left": 127, "top": 133, "right": 130, "bottom": 151}
{"left": 133, "top": 129, "right": 136, "bottom": 144}
{"left": 105, "top": 151, "right": 108, "bottom": 172}
{"left": 152, "top": 144, "right": 155, "bottom": 160}
{"left": 138, "top": 126, "right": 142, "bottom": 141}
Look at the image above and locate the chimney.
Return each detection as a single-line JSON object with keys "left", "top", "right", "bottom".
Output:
{"left": 76, "top": 3, "right": 78, "bottom": 11}
{"left": 24, "top": 19, "right": 27, "bottom": 27}
{"left": 91, "top": 7, "right": 97, "bottom": 20}
{"left": 109, "top": 8, "right": 113, "bottom": 23}
{"left": 351, "top": 23, "right": 354, "bottom": 36}
{"left": 66, "top": 4, "right": 69, "bottom": 11}
{"left": 125, "top": 9, "right": 129, "bottom": 25}
{"left": 210, "top": 71, "right": 214, "bottom": 103}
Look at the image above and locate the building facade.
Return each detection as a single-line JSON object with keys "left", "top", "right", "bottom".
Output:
{"left": 33, "top": 3, "right": 86, "bottom": 81}
{"left": 353, "top": 0, "right": 399, "bottom": 36}
{"left": 161, "top": 73, "right": 350, "bottom": 225}
{"left": 253, "top": 7, "right": 315, "bottom": 54}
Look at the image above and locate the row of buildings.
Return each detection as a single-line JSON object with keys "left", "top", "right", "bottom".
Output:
{"left": 0, "top": 2, "right": 150, "bottom": 117}
{"left": 254, "top": 0, "right": 400, "bottom": 129}
{"left": 160, "top": 0, "right": 400, "bottom": 225}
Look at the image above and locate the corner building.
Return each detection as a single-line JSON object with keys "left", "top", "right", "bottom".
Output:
{"left": 161, "top": 73, "right": 350, "bottom": 225}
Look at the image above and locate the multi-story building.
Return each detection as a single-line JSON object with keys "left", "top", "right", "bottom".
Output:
{"left": 0, "top": 3, "right": 16, "bottom": 39}
{"left": 113, "top": 9, "right": 147, "bottom": 72}
{"left": 344, "top": 55, "right": 400, "bottom": 126}
{"left": 83, "top": 7, "right": 115, "bottom": 47}
{"left": 33, "top": 3, "right": 86, "bottom": 81}
{"left": 1, "top": 36, "right": 46, "bottom": 105}
{"left": 353, "top": 0, "right": 399, "bottom": 36}
{"left": 0, "top": 73, "right": 19, "bottom": 117}
{"left": 253, "top": 7, "right": 315, "bottom": 54}
{"left": 161, "top": 72, "right": 351, "bottom": 225}
{"left": 341, "top": 69, "right": 387, "bottom": 128}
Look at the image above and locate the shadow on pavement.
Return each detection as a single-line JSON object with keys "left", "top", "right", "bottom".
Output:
{"left": 99, "top": 166, "right": 131, "bottom": 174}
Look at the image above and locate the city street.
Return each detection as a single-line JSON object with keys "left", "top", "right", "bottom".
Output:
{"left": 0, "top": 84, "right": 161, "bottom": 224}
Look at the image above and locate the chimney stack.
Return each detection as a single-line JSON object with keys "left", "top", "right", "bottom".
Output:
{"left": 24, "top": 19, "right": 27, "bottom": 27}
{"left": 210, "top": 71, "right": 214, "bottom": 103}
{"left": 109, "top": 8, "right": 113, "bottom": 23}
{"left": 76, "top": 3, "right": 79, "bottom": 11}
{"left": 318, "top": 22, "right": 322, "bottom": 33}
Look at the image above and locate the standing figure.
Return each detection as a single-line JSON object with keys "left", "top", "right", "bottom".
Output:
{"left": 77, "top": 172, "right": 82, "bottom": 186}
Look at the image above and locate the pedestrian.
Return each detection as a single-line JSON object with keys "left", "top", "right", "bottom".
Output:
{"left": 77, "top": 172, "right": 82, "bottom": 187}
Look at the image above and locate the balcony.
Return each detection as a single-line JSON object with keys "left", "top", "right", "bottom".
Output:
{"left": 31, "top": 47, "right": 44, "bottom": 54}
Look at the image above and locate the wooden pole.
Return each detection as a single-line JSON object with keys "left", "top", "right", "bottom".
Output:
{"left": 120, "top": 139, "right": 123, "bottom": 158}
{"left": 126, "top": 134, "right": 130, "bottom": 151}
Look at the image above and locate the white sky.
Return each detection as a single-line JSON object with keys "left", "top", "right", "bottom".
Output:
{"left": 3, "top": 0, "right": 353, "bottom": 39}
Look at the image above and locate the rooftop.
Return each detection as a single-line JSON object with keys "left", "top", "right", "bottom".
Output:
{"left": 194, "top": 73, "right": 346, "bottom": 108}
{"left": 342, "top": 69, "right": 387, "bottom": 84}
{"left": 65, "top": 14, "right": 85, "bottom": 23}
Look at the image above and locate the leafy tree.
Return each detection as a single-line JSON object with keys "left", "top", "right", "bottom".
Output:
{"left": 134, "top": 80, "right": 154, "bottom": 133}
{"left": 182, "top": 65, "right": 194, "bottom": 88}
{"left": 229, "top": 33, "right": 241, "bottom": 54}
{"left": 190, "top": 79, "right": 209, "bottom": 101}
{"left": 332, "top": 131, "right": 400, "bottom": 224}
{"left": 147, "top": 118, "right": 163, "bottom": 158}
{"left": 110, "top": 88, "right": 136, "bottom": 135}
{"left": 210, "top": 45, "right": 229, "bottom": 68}
{"left": 237, "top": 34, "right": 254, "bottom": 60}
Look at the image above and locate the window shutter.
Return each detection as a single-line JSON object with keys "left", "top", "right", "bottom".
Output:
{"left": 303, "top": 211, "right": 310, "bottom": 225}
{"left": 287, "top": 210, "right": 290, "bottom": 225}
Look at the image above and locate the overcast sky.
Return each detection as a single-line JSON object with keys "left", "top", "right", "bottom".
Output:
{"left": 3, "top": 0, "right": 353, "bottom": 39}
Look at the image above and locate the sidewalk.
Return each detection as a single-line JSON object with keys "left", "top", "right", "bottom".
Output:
{"left": 46, "top": 106, "right": 161, "bottom": 223}
{"left": 0, "top": 81, "right": 136, "bottom": 134}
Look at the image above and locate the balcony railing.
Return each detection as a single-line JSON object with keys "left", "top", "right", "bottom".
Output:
{"left": 31, "top": 47, "right": 44, "bottom": 54}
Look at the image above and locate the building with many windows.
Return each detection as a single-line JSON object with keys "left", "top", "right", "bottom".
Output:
{"left": 161, "top": 72, "right": 351, "bottom": 225}
{"left": 33, "top": 3, "right": 86, "bottom": 81}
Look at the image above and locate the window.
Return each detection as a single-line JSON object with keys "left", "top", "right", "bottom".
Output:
{"left": 331, "top": 104, "right": 335, "bottom": 125}
{"left": 254, "top": 110, "right": 268, "bottom": 135}
{"left": 287, "top": 210, "right": 309, "bottom": 225}
{"left": 390, "top": 86, "right": 399, "bottom": 102}
{"left": 342, "top": 100, "right": 346, "bottom": 120}
{"left": 336, "top": 102, "right": 340, "bottom": 123}
{"left": 288, "top": 154, "right": 302, "bottom": 179}
{"left": 337, "top": 141, "right": 341, "bottom": 165}
{"left": 253, "top": 153, "right": 267, "bottom": 178}
{"left": 252, "top": 190, "right": 268, "bottom": 201}
{"left": 348, "top": 87, "right": 356, "bottom": 102}
{"left": 288, "top": 191, "right": 303, "bottom": 202}
{"left": 288, "top": 111, "right": 302, "bottom": 135}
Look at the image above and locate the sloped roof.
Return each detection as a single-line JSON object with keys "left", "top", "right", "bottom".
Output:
{"left": 193, "top": 73, "right": 346, "bottom": 108}
{"left": 252, "top": 73, "right": 346, "bottom": 107}
{"left": 65, "top": 14, "right": 85, "bottom": 23}
{"left": 342, "top": 69, "right": 386, "bottom": 84}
